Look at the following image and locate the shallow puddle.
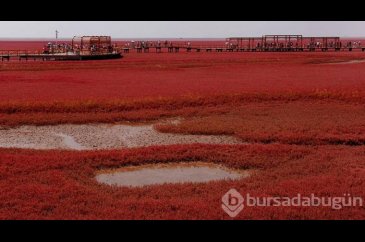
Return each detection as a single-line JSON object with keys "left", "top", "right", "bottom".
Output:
{"left": 0, "top": 123, "right": 241, "bottom": 150}
{"left": 95, "top": 162, "right": 249, "bottom": 187}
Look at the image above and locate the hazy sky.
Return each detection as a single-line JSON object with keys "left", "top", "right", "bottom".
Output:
{"left": 0, "top": 21, "right": 364, "bottom": 38}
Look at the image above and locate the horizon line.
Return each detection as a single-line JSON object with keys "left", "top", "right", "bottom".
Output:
{"left": 0, "top": 36, "right": 365, "bottom": 40}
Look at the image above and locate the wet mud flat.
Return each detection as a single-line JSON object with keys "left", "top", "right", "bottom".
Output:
{"left": 0, "top": 123, "right": 242, "bottom": 150}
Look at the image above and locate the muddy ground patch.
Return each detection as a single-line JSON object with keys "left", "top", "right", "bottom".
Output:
{"left": 0, "top": 123, "right": 242, "bottom": 150}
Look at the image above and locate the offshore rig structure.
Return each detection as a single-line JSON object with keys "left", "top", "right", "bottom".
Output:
{"left": 0, "top": 36, "right": 122, "bottom": 61}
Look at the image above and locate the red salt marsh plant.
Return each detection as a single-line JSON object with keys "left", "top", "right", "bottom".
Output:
{"left": 0, "top": 144, "right": 364, "bottom": 220}
{"left": 1, "top": 96, "right": 365, "bottom": 147}
{"left": 154, "top": 100, "right": 365, "bottom": 146}
{"left": 1, "top": 43, "right": 365, "bottom": 219}
{"left": 2, "top": 52, "right": 365, "bottom": 102}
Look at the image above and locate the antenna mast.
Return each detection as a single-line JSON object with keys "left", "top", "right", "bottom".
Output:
{"left": 55, "top": 30, "right": 59, "bottom": 44}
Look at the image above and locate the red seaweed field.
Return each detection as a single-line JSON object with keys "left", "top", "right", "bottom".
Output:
{"left": 1, "top": 40, "right": 365, "bottom": 219}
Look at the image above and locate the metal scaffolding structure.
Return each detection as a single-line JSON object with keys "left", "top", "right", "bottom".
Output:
{"left": 226, "top": 35, "right": 351, "bottom": 51}
{"left": 0, "top": 36, "right": 122, "bottom": 61}
{"left": 71, "top": 36, "right": 113, "bottom": 54}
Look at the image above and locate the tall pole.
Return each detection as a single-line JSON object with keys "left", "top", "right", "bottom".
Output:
{"left": 55, "top": 30, "right": 59, "bottom": 44}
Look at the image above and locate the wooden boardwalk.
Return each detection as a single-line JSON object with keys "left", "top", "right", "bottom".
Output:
{"left": 118, "top": 35, "right": 365, "bottom": 54}
{"left": 119, "top": 46, "right": 365, "bottom": 54}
